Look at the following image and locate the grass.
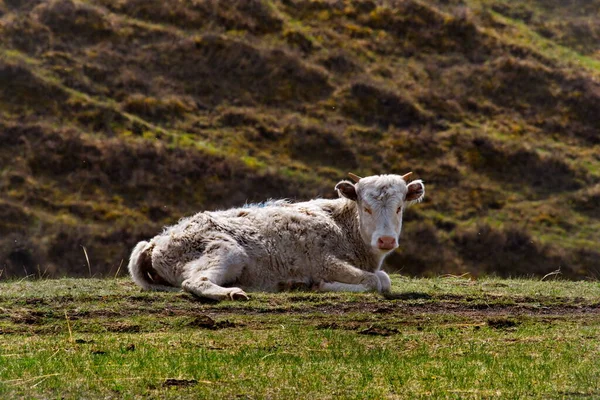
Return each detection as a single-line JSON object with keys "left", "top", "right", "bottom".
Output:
{"left": 1, "top": 276, "right": 599, "bottom": 398}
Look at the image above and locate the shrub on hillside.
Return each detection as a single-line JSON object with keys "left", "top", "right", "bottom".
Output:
{"left": 2, "top": 15, "right": 53, "bottom": 55}
{"left": 122, "top": 94, "right": 195, "bottom": 121}
{"left": 318, "top": 52, "right": 362, "bottom": 74}
{"left": 385, "top": 221, "right": 462, "bottom": 277}
{"left": 570, "top": 184, "right": 600, "bottom": 218}
{"left": 340, "top": 82, "right": 430, "bottom": 128}
{"left": 33, "top": 0, "right": 114, "bottom": 43}
{"left": 474, "top": 57, "right": 558, "bottom": 111}
{"left": 0, "top": 202, "right": 32, "bottom": 236}
{"left": 453, "top": 223, "right": 568, "bottom": 278}
{"left": 363, "top": 1, "right": 485, "bottom": 58}
{"left": 0, "top": 233, "right": 44, "bottom": 279}
{"left": 462, "top": 136, "right": 584, "bottom": 195}
{"left": 287, "top": 124, "right": 358, "bottom": 170}
{"left": 0, "top": 61, "right": 68, "bottom": 112}
{"left": 463, "top": 57, "right": 600, "bottom": 144}
{"left": 218, "top": 110, "right": 282, "bottom": 141}
{"left": 284, "top": 30, "right": 315, "bottom": 54}
{"left": 150, "top": 35, "right": 332, "bottom": 106}
{"left": 96, "top": 0, "right": 282, "bottom": 33}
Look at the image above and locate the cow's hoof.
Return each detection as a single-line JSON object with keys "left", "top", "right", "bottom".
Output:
{"left": 229, "top": 289, "right": 249, "bottom": 301}
{"left": 376, "top": 270, "right": 392, "bottom": 293}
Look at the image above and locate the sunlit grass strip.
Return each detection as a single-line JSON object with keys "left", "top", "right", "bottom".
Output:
{"left": 1, "top": 319, "right": 599, "bottom": 398}
{"left": 0, "top": 277, "right": 599, "bottom": 398}
{"left": 479, "top": 8, "right": 600, "bottom": 76}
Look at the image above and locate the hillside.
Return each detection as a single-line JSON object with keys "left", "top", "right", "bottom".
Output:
{"left": 0, "top": 0, "right": 599, "bottom": 279}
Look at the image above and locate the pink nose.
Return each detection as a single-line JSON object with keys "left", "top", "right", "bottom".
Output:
{"left": 377, "top": 236, "right": 397, "bottom": 250}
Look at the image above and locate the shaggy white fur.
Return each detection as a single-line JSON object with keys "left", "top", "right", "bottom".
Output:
{"left": 128, "top": 174, "right": 425, "bottom": 300}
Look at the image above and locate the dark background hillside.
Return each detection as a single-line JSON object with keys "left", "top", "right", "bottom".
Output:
{"left": 1, "top": 0, "right": 599, "bottom": 280}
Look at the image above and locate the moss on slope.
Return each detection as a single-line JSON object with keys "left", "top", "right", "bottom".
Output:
{"left": 0, "top": 0, "right": 599, "bottom": 279}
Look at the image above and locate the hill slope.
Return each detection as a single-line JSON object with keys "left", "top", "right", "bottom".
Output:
{"left": 1, "top": 0, "right": 599, "bottom": 279}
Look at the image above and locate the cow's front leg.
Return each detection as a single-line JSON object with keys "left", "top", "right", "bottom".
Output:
{"left": 376, "top": 270, "right": 391, "bottom": 292}
{"left": 317, "top": 258, "right": 386, "bottom": 293}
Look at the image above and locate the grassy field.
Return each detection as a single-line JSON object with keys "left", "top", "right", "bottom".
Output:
{"left": 1, "top": 276, "right": 599, "bottom": 399}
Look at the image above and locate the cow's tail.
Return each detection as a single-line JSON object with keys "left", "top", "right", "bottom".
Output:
{"left": 128, "top": 241, "right": 178, "bottom": 292}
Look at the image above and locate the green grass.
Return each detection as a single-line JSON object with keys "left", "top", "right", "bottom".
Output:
{"left": 1, "top": 276, "right": 599, "bottom": 398}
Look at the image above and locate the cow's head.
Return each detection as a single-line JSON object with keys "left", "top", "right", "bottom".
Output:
{"left": 335, "top": 173, "right": 425, "bottom": 254}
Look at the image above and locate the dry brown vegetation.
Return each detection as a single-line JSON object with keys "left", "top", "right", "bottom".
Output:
{"left": 0, "top": 0, "right": 599, "bottom": 279}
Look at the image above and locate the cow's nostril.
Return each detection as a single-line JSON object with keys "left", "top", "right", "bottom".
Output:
{"left": 377, "top": 236, "right": 397, "bottom": 249}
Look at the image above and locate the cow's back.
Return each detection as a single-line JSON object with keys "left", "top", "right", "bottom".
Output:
{"left": 148, "top": 200, "right": 360, "bottom": 290}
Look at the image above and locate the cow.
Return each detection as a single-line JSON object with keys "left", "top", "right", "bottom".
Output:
{"left": 128, "top": 172, "right": 425, "bottom": 300}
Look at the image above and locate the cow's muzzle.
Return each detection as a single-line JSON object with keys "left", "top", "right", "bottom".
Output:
{"left": 376, "top": 236, "right": 397, "bottom": 250}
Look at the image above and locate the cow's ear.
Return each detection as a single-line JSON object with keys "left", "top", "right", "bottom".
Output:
{"left": 406, "top": 180, "right": 425, "bottom": 204}
{"left": 335, "top": 181, "right": 358, "bottom": 201}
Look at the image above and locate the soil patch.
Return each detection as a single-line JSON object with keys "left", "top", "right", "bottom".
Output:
{"left": 3, "top": 292, "right": 599, "bottom": 334}
{"left": 487, "top": 318, "right": 520, "bottom": 329}
{"left": 162, "top": 379, "right": 198, "bottom": 388}
{"left": 185, "top": 315, "right": 236, "bottom": 329}
{"left": 358, "top": 326, "right": 400, "bottom": 336}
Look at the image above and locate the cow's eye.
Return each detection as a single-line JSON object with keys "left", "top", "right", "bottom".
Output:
{"left": 396, "top": 207, "right": 402, "bottom": 214}
{"left": 364, "top": 207, "right": 372, "bottom": 214}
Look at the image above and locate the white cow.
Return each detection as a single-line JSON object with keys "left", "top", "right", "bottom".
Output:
{"left": 128, "top": 173, "right": 425, "bottom": 300}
